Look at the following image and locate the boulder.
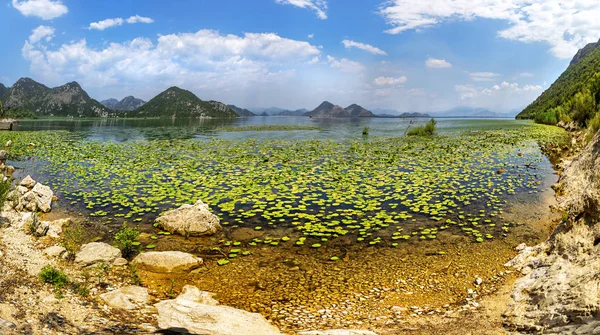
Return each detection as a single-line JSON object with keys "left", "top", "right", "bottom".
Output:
{"left": 113, "top": 258, "right": 128, "bottom": 266}
{"left": 21, "top": 212, "right": 39, "bottom": 232}
{"left": 0, "top": 151, "right": 7, "bottom": 161}
{"left": 155, "top": 286, "right": 281, "bottom": 335}
{"left": 32, "top": 183, "right": 53, "bottom": 213}
{"left": 75, "top": 242, "right": 121, "bottom": 266}
{"left": 20, "top": 175, "right": 36, "bottom": 189}
{"left": 43, "top": 246, "right": 67, "bottom": 258}
{"left": 44, "top": 218, "right": 70, "bottom": 238}
{"left": 298, "top": 331, "right": 379, "bottom": 335}
{"left": 156, "top": 200, "right": 221, "bottom": 237}
{"left": 132, "top": 251, "right": 203, "bottom": 273}
{"left": 100, "top": 286, "right": 149, "bottom": 310}
{"left": 176, "top": 285, "right": 219, "bottom": 306}
{"left": 16, "top": 191, "right": 37, "bottom": 212}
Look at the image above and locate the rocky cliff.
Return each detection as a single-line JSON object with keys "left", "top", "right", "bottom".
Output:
{"left": 504, "top": 132, "right": 600, "bottom": 333}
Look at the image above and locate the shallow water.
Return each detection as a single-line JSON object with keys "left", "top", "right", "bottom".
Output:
{"left": 6, "top": 118, "right": 565, "bottom": 332}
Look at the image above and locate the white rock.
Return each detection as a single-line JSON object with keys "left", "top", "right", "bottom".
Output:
{"left": 75, "top": 242, "right": 121, "bottom": 266}
{"left": 100, "top": 286, "right": 149, "bottom": 310}
{"left": 176, "top": 285, "right": 219, "bottom": 306}
{"left": 113, "top": 258, "right": 128, "bottom": 266}
{"left": 474, "top": 278, "right": 483, "bottom": 286}
{"left": 132, "top": 251, "right": 203, "bottom": 273}
{"left": 156, "top": 200, "right": 221, "bottom": 237}
{"left": 44, "top": 218, "right": 70, "bottom": 238}
{"left": 20, "top": 175, "right": 36, "bottom": 189}
{"left": 5, "top": 140, "right": 12, "bottom": 148}
{"left": 43, "top": 246, "right": 67, "bottom": 258}
{"left": 32, "top": 183, "right": 53, "bottom": 213}
{"left": 155, "top": 286, "right": 281, "bottom": 335}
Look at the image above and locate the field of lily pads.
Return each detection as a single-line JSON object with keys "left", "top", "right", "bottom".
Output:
{"left": 4, "top": 124, "right": 567, "bottom": 249}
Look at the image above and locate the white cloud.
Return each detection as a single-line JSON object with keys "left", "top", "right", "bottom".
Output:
{"left": 425, "top": 58, "right": 452, "bottom": 68}
{"left": 342, "top": 40, "right": 387, "bottom": 56}
{"left": 308, "top": 34, "right": 314, "bottom": 39}
{"left": 275, "top": 0, "right": 328, "bottom": 19}
{"left": 378, "top": 0, "right": 600, "bottom": 59}
{"left": 126, "top": 15, "right": 154, "bottom": 24}
{"left": 29, "top": 25, "right": 55, "bottom": 44}
{"left": 21, "top": 30, "right": 321, "bottom": 101}
{"left": 469, "top": 72, "right": 501, "bottom": 81}
{"left": 374, "top": 76, "right": 407, "bottom": 86}
{"left": 456, "top": 81, "right": 543, "bottom": 100}
{"left": 326, "top": 55, "right": 365, "bottom": 73}
{"left": 12, "top": 0, "right": 68, "bottom": 20}
{"left": 89, "top": 15, "right": 154, "bottom": 30}
{"left": 89, "top": 18, "right": 124, "bottom": 31}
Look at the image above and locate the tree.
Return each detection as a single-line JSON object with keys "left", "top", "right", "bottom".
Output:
{"left": 571, "top": 89, "right": 596, "bottom": 126}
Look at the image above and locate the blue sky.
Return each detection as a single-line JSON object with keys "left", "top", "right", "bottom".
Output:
{"left": 2, "top": 0, "right": 599, "bottom": 113}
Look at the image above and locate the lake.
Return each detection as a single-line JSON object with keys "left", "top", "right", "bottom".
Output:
{"left": 13, "top": 117, "right": 532, "bottom": 142}
{"left": 4, "top": 117, "right": 566, "bottom": 332}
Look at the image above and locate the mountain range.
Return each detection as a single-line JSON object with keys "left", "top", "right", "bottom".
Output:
{"left": 228, "top": 105, "right": 255, "bottom": 117}
{"left": 101, "top": 96, "right": 146, "bottom": 111}
{"left": 306, "top": 102, "right": 375, "bottom": 118}
{"left": 248, "top": 107, "right": 307, "bottom": 116}
{"left": 0, "top": 78, "right": 109, "bottom": 117}
{"left": 132, "top": 87, "right": 238, "bottom": 118}
{"left": 431, "top": 107, "right": 516, "bottom": 118}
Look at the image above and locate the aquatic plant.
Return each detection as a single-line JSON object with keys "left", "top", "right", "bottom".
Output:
{"left": 362, "top": 126, "right": 369, "bottom": 135}
{"left": 0, "top": 124, "right": 568, "bottom": 250}
{"left": 114, "top": 222, "right": 140, "bottom": 258}
{"left": 407, "top": 118, "right": 437, "bottom": 136}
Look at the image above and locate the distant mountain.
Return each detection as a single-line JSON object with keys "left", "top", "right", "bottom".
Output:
{"left": 307, "top": 101, "right": 375, "bottom": 118}
{"left": 246, "top": 107, "right": 308, "bottom": 116}
{"left": 101, "top": 98, "right": 119, "bottom": 109}
{"left": 432, "top": 107, "right": 514, "bottom": 118}
{"left": 517, "top": 38, "right": 600, "bottom": 123}
{"left": 132, "top": 87, "right": 238, "bottom": 118}
{"left": 228, "top": 105, "right": 255, "bottom": 117}
{"left": 102, "top": 96, "right": 146, "bottom": 111}
{"left": 0, "top": 83, "right": 7, "bottom": 99}
{"left": 277, "top": 108, "right": 308, "bottom": 116}
{"left": 1, "top": 78, "right": 109, "bottom": 117}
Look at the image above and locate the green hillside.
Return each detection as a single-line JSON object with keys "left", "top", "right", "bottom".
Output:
{"left": 517, "top": 39, "right": 600, "bottom": 127}
{"left": 133, "top": 87, "right": 238, "bottom": 118}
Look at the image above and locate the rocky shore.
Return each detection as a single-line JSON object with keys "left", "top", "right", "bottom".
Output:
{"left": 503, "top": 131, "right": 600, "bottom": 334}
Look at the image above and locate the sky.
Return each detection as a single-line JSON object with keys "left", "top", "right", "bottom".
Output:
{"left": 1, "top": 0, "right": 599, "bottom": 113}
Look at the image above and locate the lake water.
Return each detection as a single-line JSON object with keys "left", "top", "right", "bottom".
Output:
{"left": 9, "top": 116, "right": 563, "bottom": 332}
{"left": 13, "top": 117, "right": 531, "bottom": 142}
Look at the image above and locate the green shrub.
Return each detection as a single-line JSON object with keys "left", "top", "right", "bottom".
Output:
{"left": 407, "top": 118, "right": 437, "bottom": 136}
{"left": 534, "top": 111, "right": 558, "bottom": 125}
{"left": 39, "top": 265, "right": 69, "bottom": 289}
{"left": 0, "top": 180, "right": 11, "bottom": 210}
{"left": 586, "top": 112, "right": 600, "bottom": 142}
{"left": 362, "top": 126, "right": 369, "bottom": 135}
{"left": 60, "top": 222, "right": 85, "bottom": 259}
{"left": 572, "top": 89, "right": 597, "bottom": 126}
{"left": 114, "top": 222, "right": 140, "bottom": 257}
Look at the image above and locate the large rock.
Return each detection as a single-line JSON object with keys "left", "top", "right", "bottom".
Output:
{"left": 13, "top": 176, "right": 54, "bottom": 213}
{"left": 156, "top": 200, "right": 221, "bottom": 237}
{"left": 155, "top": 285, "right": 281, "bottom": 335}
{"left": 43, "top": 246, "right": 67, "bottom": 258}
{"left": 75, "top": 242, "right": 121, "bottom": 266}
{"left": 20, "top": 175, "right": 36, "bottom": 189}
{"left": 32, "top": 183, "right": 53, "bottom": 213}
{"left": 298, "top": 331, "right": 378, "bottom": 335}
{"left": 100, "top": 286, "right": 149, "bottom": 310}
{"left": 504, "top": 132, "right": 600, "bottom": 333}
{"left": 132, "top": 251, "right": 203, "bottom": 273}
